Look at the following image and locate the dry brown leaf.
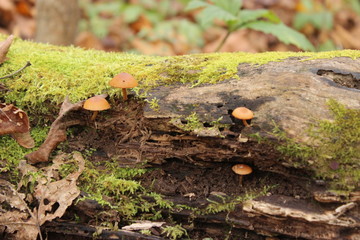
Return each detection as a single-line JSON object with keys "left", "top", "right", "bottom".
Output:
{"left": 333, "top": 24, "right": 360, "bottom": 49}
{"left": 0, "top": 179, "right": 39, "bottom": 240}
{"left": 75, "top": 31, "right": 104, "bottom": 50}
{"left": 129, "top": 14, "right": 152, "bottom": 34}
{"left": 25, "top": 96, "right": 102, "bottom": 164}
{"left": 131, "top": 38, "right": 175, "bottom": 56}
{"left": 1, "top": 152, "right": 85, "bottom": 239}
{"left": 11, "top": 131, "right": 35, "bottom": 148}
{"left": 0, "top": 0, "right": 15, "bottom": 28}
{"left": 0, "top": 102, "right": 35, "bottom": 148}
{"left": 33, "top": 152, "right": 85, "bottom": 225}
{"left": 0, "top": 34, "right": 14, "bottom": 64}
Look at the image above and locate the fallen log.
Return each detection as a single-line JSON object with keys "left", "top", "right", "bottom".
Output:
{"left": 1, "top": 36, "right": 359, "bottom": 239}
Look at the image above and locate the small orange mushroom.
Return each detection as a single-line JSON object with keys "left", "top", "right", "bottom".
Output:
{"left": 232, "top": 107, "right": 254, "bottom": 127}
{"left": 83, "top": 96, "right": 110, "bottom": 121}
{"left": 109, "top": 72, "right": 138, "bottom": 101}
{"left": 232, "top": 164, "right": 252, "bottom": 186}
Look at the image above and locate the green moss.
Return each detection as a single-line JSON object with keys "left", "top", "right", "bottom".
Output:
{"left": 200, "top": 185, "right": 275, "bottom": 215}
{"left": 274, "top": 100, "right": 360, "bottom": 191}
{"left": 0, "top": 126, "right": 49, "bottom": 180}
{"left": 1, "top": 35, "right": 360, "bottom": 116}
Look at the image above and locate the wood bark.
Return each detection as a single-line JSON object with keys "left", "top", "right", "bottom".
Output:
{"left": 35, "top": 0, "right": 80, "bottom": 45}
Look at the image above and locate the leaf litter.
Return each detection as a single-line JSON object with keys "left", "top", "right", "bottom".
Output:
{"left": 0, "top": 152, "right": 85, "bottom": 240}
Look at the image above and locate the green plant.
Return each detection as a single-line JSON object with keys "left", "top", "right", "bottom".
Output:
{"left": 145, "top": 97, "right": 160, "bottom": 112}
{"left": 202, "top": 185, "right": 274, "bottom": 215}
{"left": 186, "top": 0, "right": 315, "bottom": 51}
{"left": 162, "top": 224, "right": 188, "bottom": 240}
{"left": 293, "top": 0, "right": 336, "bottom": 51}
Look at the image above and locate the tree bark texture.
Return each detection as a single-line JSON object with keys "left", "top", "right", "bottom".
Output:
{"left": 35, "top": 0, "right": 80, "bottom": 45}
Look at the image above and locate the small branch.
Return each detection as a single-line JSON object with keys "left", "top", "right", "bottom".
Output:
{"left": 0, "top": 61, "right": 32, "bottom": 80}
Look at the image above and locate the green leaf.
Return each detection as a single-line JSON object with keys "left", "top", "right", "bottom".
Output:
{"left": 293, "top": 12, "right": 333, "bottom": 30}
{"left": 237, "top": 9, "right": 280, "bottom": 25}
{"left": 245, "top": 21, "right": 315, "bottom": 51}
{"left": 212, "top": 0, "right": 243, "bottom": 16}
{"left": 185, "top": 0, "right": 212, "bottom": 11}
{"left": 121, "top": 5, "right": 144, "bottom": 23}
{"left": 186, "top": 0, "right": 238, "bottom": 28}
{"left": 197, "top": 5, "right": 238, "bottom": 28}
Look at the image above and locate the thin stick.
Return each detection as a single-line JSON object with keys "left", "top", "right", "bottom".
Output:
{"left": 0, "top": 61, "right": 31, "bottom": 80}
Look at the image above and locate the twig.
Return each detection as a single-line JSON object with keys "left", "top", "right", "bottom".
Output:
{"left": 0, "top": 61, "right": 31, "bottom": 80}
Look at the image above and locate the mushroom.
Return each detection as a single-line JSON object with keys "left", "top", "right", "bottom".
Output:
{"left": 83, "top": 96, "right": 110, "bottom": 121}
{"left": 232, "top": 107, "right": 254, "bottom": 127}
{"left": 232, "top": 164, "right": 252, "bottom": 186}
{"left": 109, "top": 72, "right": 138, "bottom": 101}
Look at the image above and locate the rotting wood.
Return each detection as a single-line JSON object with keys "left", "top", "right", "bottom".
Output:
{"left": 18, "top": 55, "right": 360, "bottom": 239}
{"left": 42, "top": 221, "right": 164, "bottom": 240}
{"left": 69, "top": 193, "right": 359, "bottom": 240}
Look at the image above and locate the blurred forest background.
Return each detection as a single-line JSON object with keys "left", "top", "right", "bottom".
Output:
{"left": 1, "top": 0, "right": 360, "bottom": 55}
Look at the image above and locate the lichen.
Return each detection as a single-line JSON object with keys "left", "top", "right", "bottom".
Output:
{"left": 1, "top": 35, "right": 360, "bottom": 116}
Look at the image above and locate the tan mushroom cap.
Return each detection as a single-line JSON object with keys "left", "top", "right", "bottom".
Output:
{"left": 232, "top": 164, "right": 252, "bottom": 175}
{"left": 83, "top": 96, "right": 110, "bottom": 111}
{"left": 232, "top": 107, "right": 254, "bottom": 120}
{"left": 109, "top": 72, "right": 138, "bottom": 88}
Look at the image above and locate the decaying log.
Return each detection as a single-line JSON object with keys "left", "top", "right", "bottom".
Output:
{"left": 70, "top": 193, "right": 359, "bottom": 240}
{"left": 56, "top": 56, "right": 360, "bottom": 239}
{"left": 144, "top": 57, "right": 360, "bottom": 142}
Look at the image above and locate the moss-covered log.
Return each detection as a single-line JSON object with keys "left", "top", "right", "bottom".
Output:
{"left": 0, "top": 35, "right": 359, "bottom": 240}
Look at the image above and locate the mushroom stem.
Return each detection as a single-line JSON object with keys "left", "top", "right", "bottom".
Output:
{"left": 90, "top": 111, "right": 99, "bottom": 121}
{"left": 242, "top": 119, "right": 250, "bottom": 127}
{"left": 239, "top": 175, "right": 244, "bottom": 186}
{"left": 122, "top": 88, "right": 128, "bottom": 101}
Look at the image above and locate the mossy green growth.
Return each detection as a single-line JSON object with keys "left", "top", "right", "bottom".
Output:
{"left": 274, "top": 99, "right": 360, "bottom": 191}
{"left": 1, "top": 35, "right": 360, "bottom": 116}
{"left": 0, "top": 126, "right": 49, "bottom": 180}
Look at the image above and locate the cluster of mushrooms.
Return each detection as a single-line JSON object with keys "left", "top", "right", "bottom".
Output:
{"left": 83, "top": 72, "right": 138, "bottom": 121}
{"left": 231, "top": 106, "right": 254, "bottom": 185}
{"left": 83, "top": 75, "right": 255, "bottom": 185}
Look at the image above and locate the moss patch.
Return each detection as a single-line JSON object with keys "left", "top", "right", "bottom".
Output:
{"left": 1, "top": 35, "right": 360, "bottom": 116}
{"left": 274, "top": 99, "right": 360, "bottom": 191}
{"left": 0, "top": 126, "right": 49, "bottom": 180}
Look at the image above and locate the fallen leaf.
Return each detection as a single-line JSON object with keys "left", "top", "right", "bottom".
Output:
{"left": 34, "top": 152, "right": 85, "bottom": 225}
{"left": 11, "top": 131, "right": 35, "bottom": 148}
{"left": 0, "top": 102, "right": 35, "bottom": 148}
{"left": 0, "top": 34, "right": 14, "bottom": 64}
{"left": 0, "top": 152, "right": 85, "bottom": 239}
{"left": 25, "top": 95, "right": 107, "bottom": 164}
{"left": 0, "top": 179, "right": 40, "bottom": 240}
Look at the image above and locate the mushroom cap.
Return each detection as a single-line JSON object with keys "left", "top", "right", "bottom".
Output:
{"left": 232, "top": 164, "right": 252, "bottom": 175}
{"left": 83, "top": 96, "right": 110, "bottom": 111}
{"left": 232, "top": 107, "right": 254, "bottom": 120}
{"left": 109, "top": 72, "right": 138, "bottom": 88}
